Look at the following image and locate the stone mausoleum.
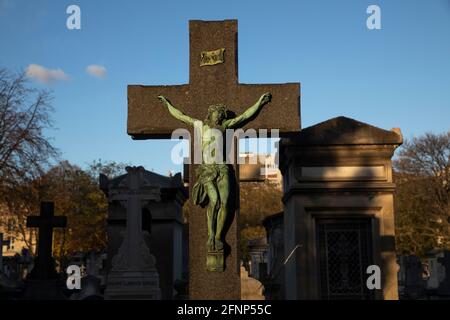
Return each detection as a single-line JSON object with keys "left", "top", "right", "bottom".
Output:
{"left": 279, "top": 116, "right": 402, "bottom": 300}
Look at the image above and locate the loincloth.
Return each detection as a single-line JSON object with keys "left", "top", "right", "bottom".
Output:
{"left": 192, "top": 164, "right": 229, "bottom": 207}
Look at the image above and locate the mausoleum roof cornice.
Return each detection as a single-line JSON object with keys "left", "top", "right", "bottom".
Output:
{"left": 281, "top": 116, "right": 403, "bottom": 146}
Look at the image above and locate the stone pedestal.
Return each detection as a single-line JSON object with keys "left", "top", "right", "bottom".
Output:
{"left": 279, "top": 117, "right": 402, "bottom": 300}
{"left": 105, "top": 270, "right": 160, "bottom": 300}
{"left": 207, "top": 251, "right": 224, "bottom": 272}
{"left": 105, "top": 232, "right": 161, "bottom": 300}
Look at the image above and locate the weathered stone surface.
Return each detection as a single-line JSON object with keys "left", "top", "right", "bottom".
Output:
{"left": 127, "top": 20, "right": 301, "bottom": 300}
{"left": 128, "top": 83, "right": 300, "bottom": 139}
{"left": 127, "top": 20, "right": 300, "bottom": 140}
{"left": 282, "top": 116, "right": 402, "bottom": 146}
{"left": 280, "top": 117, "right": 402, "bottom": 300}
{"left": 101, "top": 169, "right": 187, "bottom": 299}
{"left": 103, "top": 167, "right": 162, "bottom": 300}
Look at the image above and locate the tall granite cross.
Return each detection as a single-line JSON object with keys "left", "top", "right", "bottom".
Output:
{"left": 26, "top": 202, "right": 67, "bottom": 279}
{"left": 127, "top": 20, "right": 300, "bottom": 299}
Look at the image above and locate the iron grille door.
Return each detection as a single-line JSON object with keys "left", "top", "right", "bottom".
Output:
{"left": 316, "top": 218, "right": 374, "bottom": 300}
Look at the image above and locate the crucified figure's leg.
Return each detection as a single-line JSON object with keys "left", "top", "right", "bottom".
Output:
{"left": 215, "top": 172, "right": 230, "bottom": 252}
{"left": 205, "top": 181, "right": 219, "bottom": 251}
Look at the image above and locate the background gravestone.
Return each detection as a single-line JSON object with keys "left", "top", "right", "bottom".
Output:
{"left": 22, "top": 202, "right": 67, "bottom": 300}
{"left": 103, "top": 166, "right": 161, "bottom": 300}
{"left": 101, "top": 168, "right": 187, "bottom": 299}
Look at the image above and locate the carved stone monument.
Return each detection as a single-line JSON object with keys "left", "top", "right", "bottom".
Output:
{"left": 127, "top": 19, "right": 300, "bottom": 299}
{"left": 101, "top": 168, "right": 187, "bottom": 299}
{"left": 279, "top": 117, "right": 402, "bottom": 300}
{"left": 103, "top": 166, "right": 161, "bottom": 300}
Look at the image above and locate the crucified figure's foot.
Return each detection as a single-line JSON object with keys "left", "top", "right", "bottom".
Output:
{"left": 215, "top": 239, "right": 224, "bottom": 252}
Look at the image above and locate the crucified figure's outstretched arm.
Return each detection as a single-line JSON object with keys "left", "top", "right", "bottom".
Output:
{"left": 157, "top": 95, "right": 198, "bottom": 126}
{"left": 223, "top": 92, "right": 272, "bottom": 129}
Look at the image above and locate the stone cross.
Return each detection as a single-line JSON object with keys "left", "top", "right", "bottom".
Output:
{"left": 26, "top": 202, "right": 67, "bottom": 279}
{"left": 127, "top": 20, "right": 301, "bottom": 299}
{"left": 104, "top": 166, "right": 162, "bottom": 299}
{"left": 0, "top": 233, "right": 11, "bottom": 272}
{"left": 107, "top": 166, "right": 161, "bottom": 271}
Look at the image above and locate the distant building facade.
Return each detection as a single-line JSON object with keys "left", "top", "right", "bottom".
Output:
{"left": 239, "top": 153, "right": 282, "bottom": 188}
{"left": 183, "top": 152, "right": 283, "bottom": 188}
{"left": 0, "top": 205, "right": 36, "bottom": 257}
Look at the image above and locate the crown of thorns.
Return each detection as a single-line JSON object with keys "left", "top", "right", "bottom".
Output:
{"left": 206, "top": 104, "right": 228, "bottom": 119}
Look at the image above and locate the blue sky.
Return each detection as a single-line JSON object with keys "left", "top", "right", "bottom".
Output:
{"left": 1, "top": 0, "right": 449, "bottom": 175}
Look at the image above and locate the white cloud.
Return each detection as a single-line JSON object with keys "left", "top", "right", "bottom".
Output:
{"left": 86, "top": 64, "right": 107, "bottom": 79}
{"left": 26, "top": 64, "right": 69, "bottom": 84}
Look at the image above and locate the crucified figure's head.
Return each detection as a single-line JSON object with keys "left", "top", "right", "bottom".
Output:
{"left": 205, "top": 104, "right": 228, "bottom": 126}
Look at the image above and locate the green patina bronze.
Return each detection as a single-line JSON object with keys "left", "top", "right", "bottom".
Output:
{"left": 157, "top": 92, "right": 271, "bottom": 271}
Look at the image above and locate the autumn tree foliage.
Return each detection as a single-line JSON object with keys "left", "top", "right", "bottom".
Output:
{"left": 239, "top": 181, "right": 283, "bottom": 260}
{"left": 2, "top": 159, "right": 127, "bottom": 258}
{"left": 394, "top": 131, "right": 450, "bottom": 256}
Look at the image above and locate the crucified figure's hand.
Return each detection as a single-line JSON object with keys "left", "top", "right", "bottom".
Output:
{"left": 156, "top": 95, "right": 197, "bottom": 126}
{"left": 258, "top": 92, "right": 272, "bottom": 106}
{"left": 157, "top": 95, "right": 169, "bottom": 105}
